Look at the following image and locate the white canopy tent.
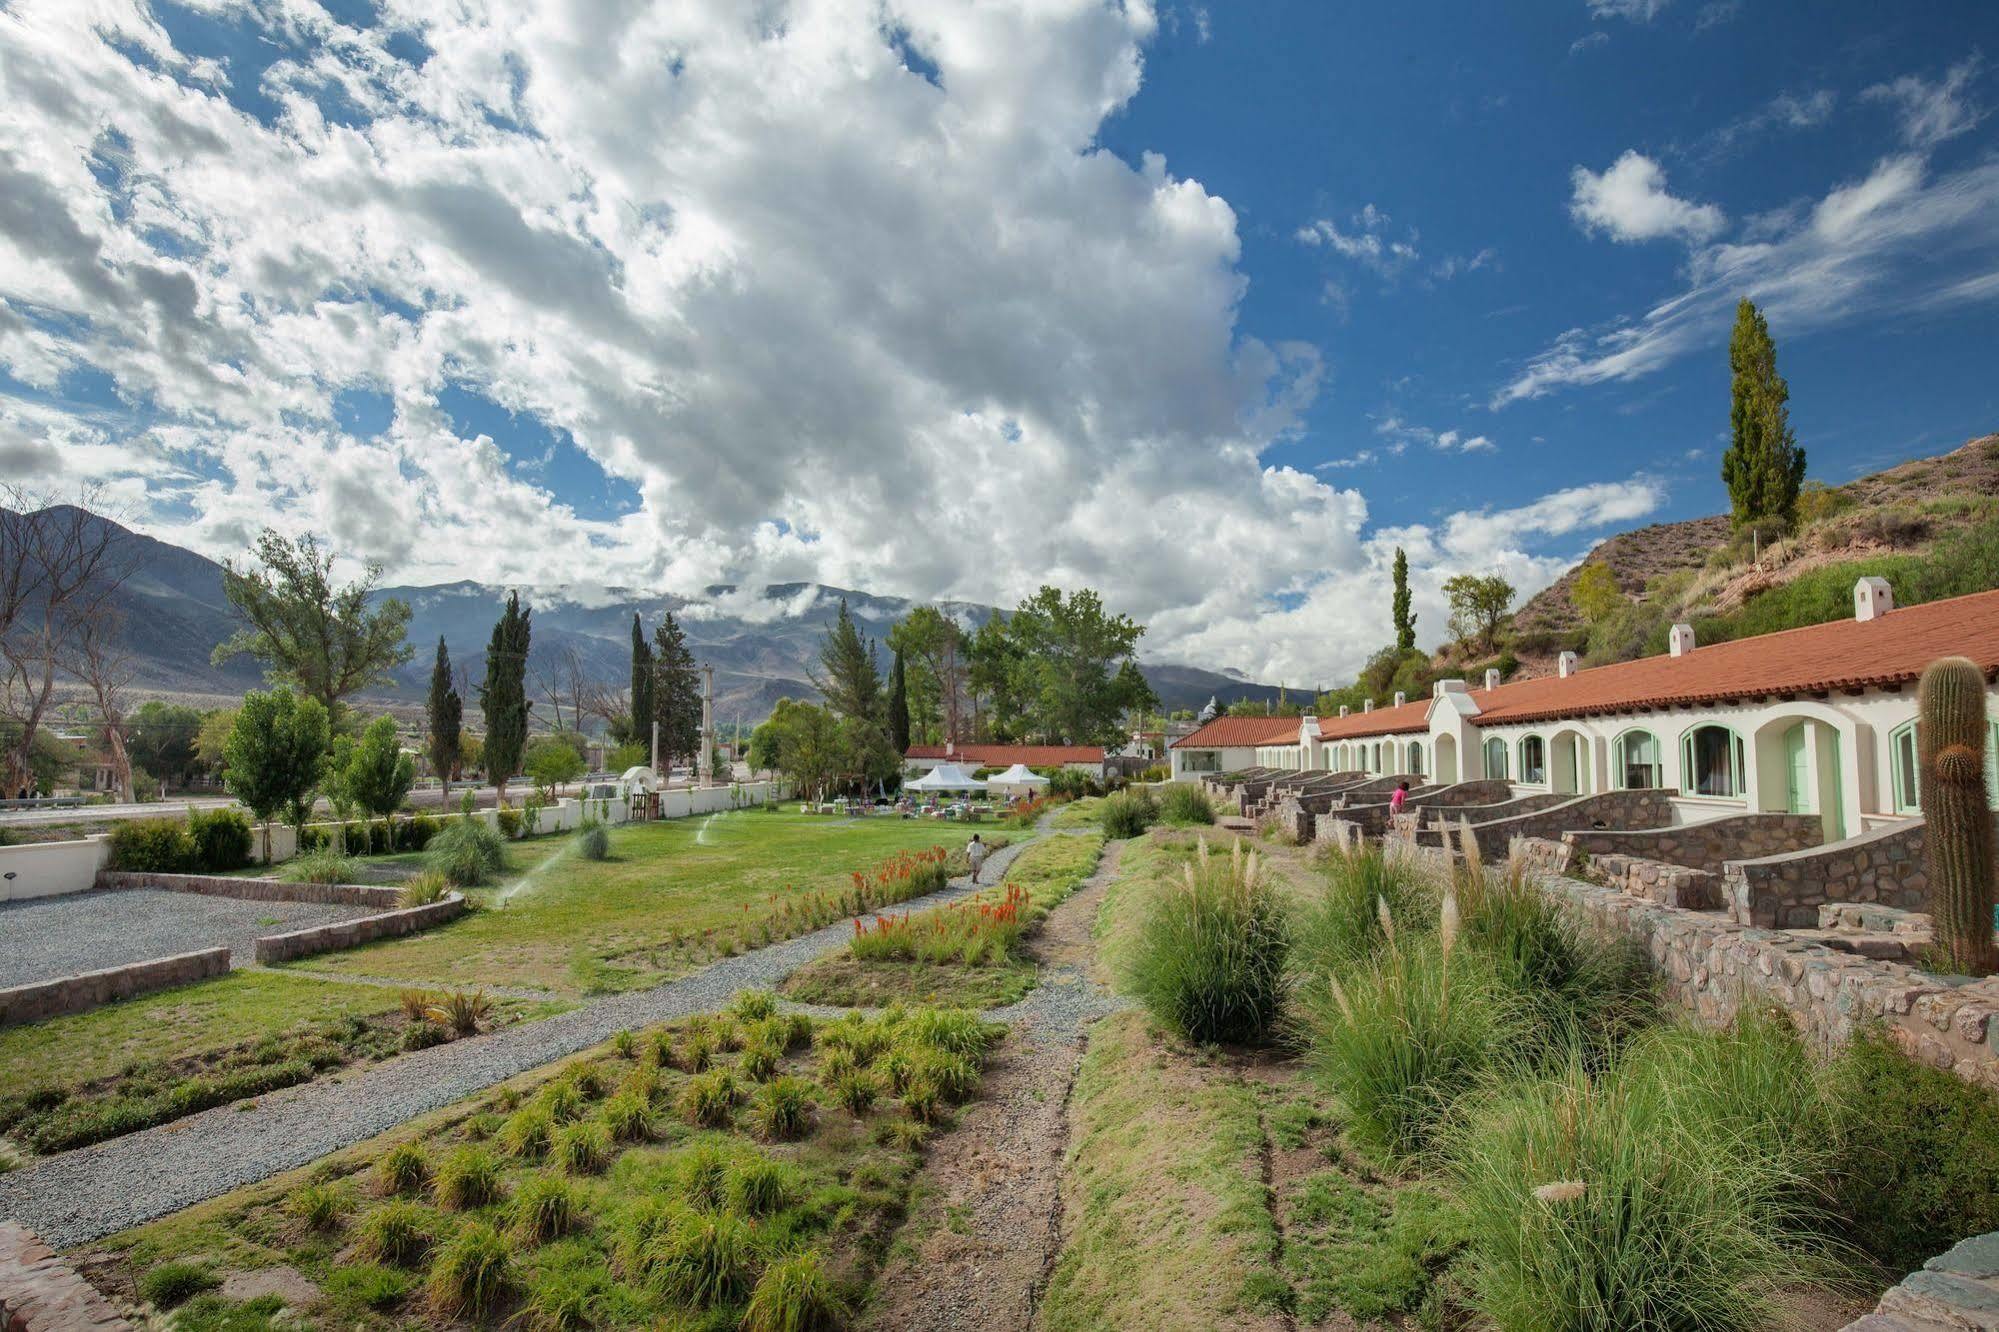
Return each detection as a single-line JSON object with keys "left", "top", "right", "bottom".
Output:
{"left": 907, "top": 763, "right": 985, "bottom": 793}
{"left": 985, "top": 763, "right": 1050, "bottom": 798}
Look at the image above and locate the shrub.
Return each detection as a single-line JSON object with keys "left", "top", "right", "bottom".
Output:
{"left": 1829, "top": 1031, "right": 1999, "bottom": 1269}
{"left": 433, "top": 1145, "right": 503, "bottom": 1209}
{"left": 426, "top": 1222, "right": 513, "bottom": 1319}
{"left": 107, "top": 818, "right": 195, "bottom": 873}
{"left": 1158, "top": 783, "right": 1214, "bottom": 826}
{"left": 521, "top": 1268, "right": 605, "bottom": 1332}
{"left": 678, "top": 1030, "right": 715, "bottom": 1074}
{"left": 1624, "top": 1012, "right": 1830, "bottom": 1185}
{"left": 724, "top": 1155, "right": 802, "bottom": 1216}
{"left": 740, "top": 1037, "right": 783, "bottom": 1082}
{"left": 897, "top": 1007, "right": 1000, "bottom": 1060}
{"left": 1449, "top": 1053, "right": 1833, "bottom": 1331}
{"left": 601, "top": 1092, "right": 653, "bottom": 1143}
{"left": 373, "top": 1142, "right": 430, "bottom": 1196}
{"left": 328, "top": 1262, "right": 414, "bottom": 1311}
{"left": 1099, "top": 788, "right": 1159, "bottom": 839}
{"left": 427, "top": 990, "right": 493, "bottom": 1036}
{"left": 1126, "top": 838, "right": 1287, "bottom": 1045}
{"left": 508, "top": 1175, "right": 582, "bottom": 1245}
{"left": 187, "top": 808, "right": 254, "bottom": 871}
{"left": 400, "top": 1021, "right": 449, "bottom": 1052}
{"left": 497, "top": 807, "right": 524, "bottom": 839}
{"left": 282, "top": 849, "right": 360, "bottom": 885}
{"left": 138, "top": 1261, "right": 217, "bottom": 1308}
{"left": 1293, "top": 841, "right": 1433, "bottom": 976}
{"left": 427, "top": 818, "right": 506, "bottom": 886}
{"left": 750, "top": 1076, "right": 817, "bottom": 1141}
{"left": 678, "top": 1070, "right": 740, "bottom": 1128}
{"left": 397, "top": 870, "right": 450, "bottom": 908}
{"left": 647, "top": 1208, "right": 762, "bottom": 1308}
{"left": 499, "top": 1105, "right": 555, "bottom": 1161}
{"left": 539, "top": 1077, "right": 586, "bottom": 1122}
{"left": 400, "top": 813, "right": 439, "bottom": 851}
{"left": 742, "top": 1250, "right": 845, "bottom": 1332}
{"left": 828, "top": 1068, "right": 878, "bottom": 1116}
{"left": 673, "top": 1143, "right": 734, "bottom": 1210}
{"left": 356, "top": 1201, "right": 432, "bottom": 1266}
{"left": 731, "top": 990, "right": 779, "bottom": 1023}
{"left": 1299, "top": 933, "right": 1518, "bottom": 1161}
{"left": 289, "top": 1180, "right": 349, "bottom": 1231}
{"left": 554, "top": 1121, "right": 612, "bottom": 1175}
{"left": 577, "top": 818, "right": 611, "bottom": 861}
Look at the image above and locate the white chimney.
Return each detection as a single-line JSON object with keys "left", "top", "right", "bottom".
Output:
{"left": 1435, "top": 679, "right": 1467, "bottom": 697}
{"left": 1393, "top": 691, "right": 1406, "bottom": 707}
{"left": 1484, "top": 668, "right": 1501, "bottom": 691}
{"left": 1557, "top": 651, "right": 1578, "bottom": 679}
{"left": 1339, "top": 705, "right": 1349, "bottom": 718}
{"left": 945, "top": 739, "right": 954, "bottom": 756}
{"left": 1669, "top": 623, "right": 1696, "bottom": 658}
{"left": 1855, "top": 576, "right": 1894, "bottom": 622}
{"left": 1363, "top": 699, "right": 1374, "bottom": 713}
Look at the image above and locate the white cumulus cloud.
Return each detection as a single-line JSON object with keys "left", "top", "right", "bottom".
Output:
{"left": 1569, "top": 151, "right": 1727, "bottom": 244}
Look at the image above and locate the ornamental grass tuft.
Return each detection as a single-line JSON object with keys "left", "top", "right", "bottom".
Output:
{"left": 1126, "top": 837, "right": 1287, "bottom": 1044}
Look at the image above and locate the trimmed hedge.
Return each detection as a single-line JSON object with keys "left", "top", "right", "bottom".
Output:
{"left": 107, "top": 810, "right": 255, "bottom": 873}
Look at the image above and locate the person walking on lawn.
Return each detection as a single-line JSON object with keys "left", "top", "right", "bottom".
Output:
{"left": 966, "top": 832, "right": 988, "bottom": 884}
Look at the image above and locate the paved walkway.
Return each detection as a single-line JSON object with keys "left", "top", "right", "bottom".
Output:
{"left": 0, "top": 890, "right": 373, "bottom": 988}
{"left": 0, "top": 837, "right": 1038, "bottom": 1247}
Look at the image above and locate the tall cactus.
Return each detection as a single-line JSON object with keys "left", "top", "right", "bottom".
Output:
{"left": 1918, "top": 656, "right": 1998, "bottom": 976}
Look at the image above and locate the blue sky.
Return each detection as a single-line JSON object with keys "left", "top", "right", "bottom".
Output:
{"left": 0, "top": 1, "right": 1993, "bottom": 684}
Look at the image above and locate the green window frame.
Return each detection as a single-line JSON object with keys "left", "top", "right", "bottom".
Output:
{"left": 1519, "top": 735, "right": 1546, "bottom": 784}
{"left": 1613, "top": 729, "right": 1662, "bottom": 790}
{"left": 1679, "top": 724, "right": 1746, "bottom": 799}
{"left": 1407, "top": 741, "right": 1424, "bottom": 777}
{"left": 1483, "top": 736, "right": 1508, "bottom": 780}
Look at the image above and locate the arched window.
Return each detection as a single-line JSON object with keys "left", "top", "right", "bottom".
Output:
{"left": 1407, "top": 741, "right": 1425, "bottom": 777}
{"left": 1483, "top": 736, "right": 1508, "bottom": 780}
{"left": 1680, "top": 724, "right": 1746, "bottom": 798}
{"left": 1372, "top": 741, "right": 1384, "bottom": 773}
{"left": 1519, "top": 735, "right": 1546, "bottom": 784}
{"left": 1614, "top": 730, "right": 1662, "bottom": 789}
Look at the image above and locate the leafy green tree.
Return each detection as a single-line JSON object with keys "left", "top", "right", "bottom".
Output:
{"left": 759, "top": 697, "right": 847, "bottom": 801}
{"left": 607, "top": 741, "right": 648, "bottom": 773}
{"left": 815, "top": 599, "right": 882, "bottom": 723}
{"left": 1005, "top": 586, "right": 1146, "bottom": 746}
{"left": 223, "top": 686, "right": 330, "bottom": 861}
{"left": 1113, "top": 657, "right": 1160, "bottom": 725}
{"left": 1722, "top": 298, "right": 1807, "bottom": 529}
{"left": 1391, "top": 547, "right": 1415, "bottom": 654}
{"left": 966, "top": 613, "right": 1028, "bottom": 741}
{"left": 651, "top": 612, "right": 700, "bottom": 772}
{"left": 746, "top": 720, "right": 782, "bottom": 777}
{"left": 523, "top": 734, "right": 585, "bottom": 798}
{"left": 479, "top": 591, "right": 532, "bottom": 806}
{"left": 426, "top": 636, "right": 462, "bottom": 805}
{"left": 629, "top": 613, "right": 654, "bottom": 755}
{"left": 886, "top": 647, "right": 911, "bottom": 755}
{"left": 886, "top": 605, "right": 964, "bottom": 743}
{"left": 126, "top": 701, "right": 203, "bottom": 788}
{"left": 1570, "top": 562, "right": 1625, "bottom": 625}
{"left": 321, "top": 733, "right": 358, "bottom": 831}
{"left": 196, "top": 708, "right": 236, "bottom": 777}
{"left": 1443, "top": 574, "right": 1515, "bottom": 653}
{"left": 212, "top": 530, "right": 413, "bottom": 719}
{"left": 348, "top": 715, "right": 415, "bottom": 830}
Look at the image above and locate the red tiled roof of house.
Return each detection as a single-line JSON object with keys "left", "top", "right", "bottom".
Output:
{"left": 904, "top": 743, "right": 1104, "bottom": 765}
{"left": 1170, "top": 715, "right": 1303, "bottom": 749}
{"left": 1316, "top": 699, "right": 1431, "bottom": 740}
{"left": 1468, "top": 586, "right": 1999, "bottom": 725}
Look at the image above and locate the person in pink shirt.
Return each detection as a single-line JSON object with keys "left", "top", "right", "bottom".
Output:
{"left": 1389, "top": 780, "right": 1410, "bottom": 816}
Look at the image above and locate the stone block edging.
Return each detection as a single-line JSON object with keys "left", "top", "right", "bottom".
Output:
{"left": 93, "top": 870, "right": 403, "bottom": 910}
{"left": 1842, "top": 1231, "right": 1999, "bottom": 1329}
{"left": 0, "top": 949, "right": 230, "bottom": 1028}
{"left": 253, "top": 893, "right": 467, "bottom": 965}
{"left": 0, "top": 1221, "right": 133, "bottom": 1331}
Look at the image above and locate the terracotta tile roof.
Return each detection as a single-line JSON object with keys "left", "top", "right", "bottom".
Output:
{"left": 1471, "top": 587, "right": 1999, "bottom": 726}
{"left": 1316, "top": 699, "right": 1431, "bottom": 740}
{"left": 1171, "top": 716, "right": 1303, "bottom": 749}
{"left": 904, "top": 743, "right": 1104, "bottom": 765}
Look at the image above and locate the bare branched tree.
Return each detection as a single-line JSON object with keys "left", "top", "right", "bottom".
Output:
{"left": 529, "top": 643, "right": 590, "bottom": 735}
{"left": 62, "top": 604, "right": 136, "bottom": 802}
{"left": 0, "top": 487, "right": 136, "bottom": 793}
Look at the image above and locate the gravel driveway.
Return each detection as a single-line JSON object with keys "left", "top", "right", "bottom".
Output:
{"left": 0, "top": 836, "right": 1037, "bottom": 1247}
{"left": 0, "top": 890, "right": 374, "bottom": 989}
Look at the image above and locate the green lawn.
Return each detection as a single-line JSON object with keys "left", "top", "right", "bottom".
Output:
{"left": 299, "top": 812, "right": 985, "bottom": 997}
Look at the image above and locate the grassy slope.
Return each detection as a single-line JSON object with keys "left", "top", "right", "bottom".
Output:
{"left": 781, "top": 833, "right": 1105, "bottom": 1009}
{"left": 302, "top": 812, "right": 977, "bottom": 997}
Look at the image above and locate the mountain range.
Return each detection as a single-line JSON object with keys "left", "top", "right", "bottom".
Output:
{"left": 8, "top": 512, "right": 1288, "bottom": 724}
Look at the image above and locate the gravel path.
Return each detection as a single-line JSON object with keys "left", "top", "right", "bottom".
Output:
{"left": 0, "top": 837, "right": 1036, "bottom": 1247}
{"left": 0, "top": 890, "right": 373, "bottom": 988}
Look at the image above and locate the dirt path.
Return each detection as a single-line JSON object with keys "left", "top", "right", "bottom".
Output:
{"left": 860, "top": 839, "right": 1127, "bottom": 1332}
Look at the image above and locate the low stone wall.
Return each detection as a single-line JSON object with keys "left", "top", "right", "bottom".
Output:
{"left": 1720, "top": 816, "right": 1997, "bottom": 929}
{"left": 1841, "top": 1232, "right": 1999, "bottom": 1329}
{"left": 0, "top": 948, "right": 229, "bottom": 1028}
{"left": 1450, "top": 788, "right": 1676, "bottom": 858}
{"left": 94, "top": 870, "right": 403, "bottom": 909}
{"left": 1594, "top": 853, "right": 1722, "bottom": 910}
{"left": 1563, "top": 812, "right": 1826, "bottom": 876}
{"left": 0, "top": 1221, "right": 132, "bottom": 1331}
{"left": 1414, "top": 792, "right": 1571, "bottom": 844}
{"left": 254, "top": 894, "right": 466, "bottom": 964}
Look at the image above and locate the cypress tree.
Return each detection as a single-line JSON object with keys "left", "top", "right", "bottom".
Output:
{"left": 816, "top": 599, "right": 882, "bottom": 723}
{"left": 479, "top": 591, "right": 532, "bottom": 807}
{"left": 1722, "top": 298, "right": 1807, "bottom": 529}
{"left": 426, "top": 636, "right": 462, "bottom": 806}
{"left": 629, "top": 613, "right": 654, "bottom": 755}
{"left": 1391, "top": 547, "right": 1415, "bottom": 654}
{"left": 652, "top": 612, "right": 701, "bottom": 774}
{"left": 887, "top": 647, "right": 911, "bottom": 755}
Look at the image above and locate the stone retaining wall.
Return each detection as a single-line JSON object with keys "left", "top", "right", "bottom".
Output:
{"left": 253, "top": 894, "right": 466, "bottom": 964}
{"left": 1722, "top": 817, "right": 1974, "bottom": 929}
{"left": 1842, "top": 1232, "right": 1999, "bottom": 1329}
{"left": 94, "top": 870, "right": 403, "bottom": 909}
{"left": 1414, "top": 792, "right": 1571, "bottom": 844}
{"left": 1563, "top": 812, "right": 1826, "bottom": 876}
{"left": 1449, "top": 788, "right": 1676, "bottom": 857}
{"left": 0, "top": 949, "right": 229, "bottom": 1028}
{"left": 0, "top": 1222, "right": 132, "bottom": 1331}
